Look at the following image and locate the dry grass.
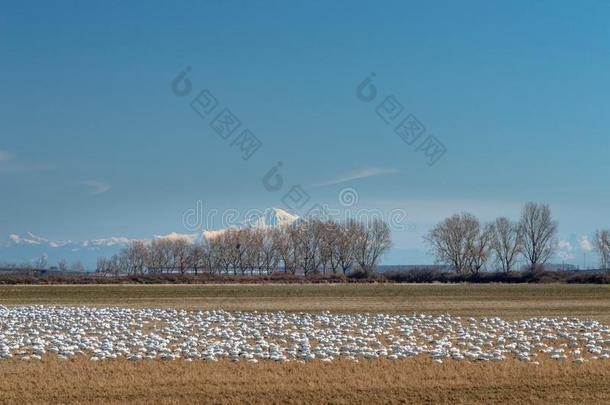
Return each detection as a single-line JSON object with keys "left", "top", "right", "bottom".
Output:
{"left": 1, "top": 357, "right": 609, "bottom": 404}
{"left": 2, "top": 284, "right": 610, "bottom": 404}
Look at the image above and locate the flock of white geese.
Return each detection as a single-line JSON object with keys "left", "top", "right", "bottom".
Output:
{"left": 1, "top": 306, "right": 609, "bottom": 364}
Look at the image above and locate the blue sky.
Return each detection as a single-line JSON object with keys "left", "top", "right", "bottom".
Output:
{"left": 1, "top": 0, "right": 609, "bottom": 265}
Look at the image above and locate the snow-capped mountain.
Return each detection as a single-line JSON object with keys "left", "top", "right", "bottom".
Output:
{"left": 1, "top": 233, "right": 132, "bottom": 270}
{"left": 153, "top": 232, "right": 200, "bottom": 243}
{"left": 82, "top": 237, "right": 134, "bottom": 248}
{"left": 201, "top": 208, "right": 301, "bottom": 240}
{"left": 154, "top": 208, "right": 300, "bottom": 242}
{"left": 8, "top": 232, "right": 73, "bottom": 247}
{"left": 1, "top": 208, "right": 301, "bottom": 269}
{"left": 242, "top": 208, "right": 300, "bottom": 228}
{"left": 5, "top": 233, "right": 137, "bottom": 250}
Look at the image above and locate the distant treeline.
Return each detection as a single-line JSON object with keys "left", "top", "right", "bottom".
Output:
{"left": 424, "top": 202, "right": 610, "bottom": 273}
{"left": 5, "top": 201, "right": 610, "bottom": 277}
{"left": 95, "top": 219, "right": 392, "bottom": 276}
{"left": 95, "top": 201, "right": 608, "bottom": 277}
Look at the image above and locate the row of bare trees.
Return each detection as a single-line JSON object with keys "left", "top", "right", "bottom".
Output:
{"left": 425, "top": 202, "right": 558, "bottom": 274}
{"left": 96, "top": 219, "right": 392, "bottom": 276}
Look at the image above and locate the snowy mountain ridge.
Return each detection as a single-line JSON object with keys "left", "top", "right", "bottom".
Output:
{"left": 1, "top": 208, "right": 301, "bottom": 268}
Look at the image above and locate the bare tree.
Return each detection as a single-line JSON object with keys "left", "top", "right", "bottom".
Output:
{"left": 354, "top": 219, "right": 392, "bottom": 274}
{"left": 200, "top": 238, "right": 221, "bottom": 274}
{"left": 147, "top": 239, "right": 173, "bottom": 274}
{"left": 189, "top": 242, "right": 208, "bottom": 275}
{"left": 58, "top": 259, "right": 68, "bottom": 272}
{"left": 294, "top": 220, "right": 325, "bottom": 275}
{"left": 519, "top": 202, "right": 557, "bottom": 269}
{"left": 319, "top": 221, "right": 340, "bottom": 275}
{"left": 210, "top": 232, "right": 233, "bottom": 275}
{"left": 116, "top": 252, "right": 130, "bottom": 275}
{"left": 120, "top": 241, "right": 148, "bottom": 275}
{"left": 425, "top": 213, "right": 494, "bottom": 275}
{"left": 244, "top": 229, "right": 265, "bottom": 275}
{"left": 170, "top": 239, "right": 191, "bottom": 275}
{"left": 70, "top": 260, "right": 85, "bottom": 273}
{"left": 101, "top": 255, "right": 120, "bottom": 276}
{"left": 334, "top": 220, "right": 358, "bottom": 275}
{"left": 317, "top": 223, "right": 331, "bottom": 275}
{"left": 593, "top": 229, "right": 610, "bottom": 271}
{"left": 425, "top": 213, "right": 479, "bottom": 274}
{"left": 223, "top": 229, "right": 249, "bottom": 275}
{"left": 466, "top": 222, "right": 494, "bottom": 274}
{"left": 424, "top": 213, "right": 494, "bottom": 274}
{"left": 490, "top": 217, "right": 523, "bottom": 272}
{"left": 276, "top": 224, "right": 300, "bottom": 274}
{"left": 96, "top": 256, "right": 121, "bottom": 276}
{"left": 96, "top": 257, "right": 110, "bottom": 275}
{"left": 260, "top": 228, "right": 281, "bottom": 275}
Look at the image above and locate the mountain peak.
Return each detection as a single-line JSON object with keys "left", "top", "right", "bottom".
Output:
{"left": 244, "top": 207, "right": 299, "bottom": 228}
{"left": 8, "top": 232, "right": 50, "bottom": 246}
{"left": 153, "top": 232, "right": 200, "bottom": 243}
{"left": 2, "top": 208, "right": 302, "bottom": 267}
{"left": 82, "top": 237, "right": 134, "bottom": 248}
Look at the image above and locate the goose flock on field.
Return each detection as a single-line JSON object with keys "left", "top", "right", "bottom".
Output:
{"left": 1, "top": 306, "right": 609, "bottom": 365}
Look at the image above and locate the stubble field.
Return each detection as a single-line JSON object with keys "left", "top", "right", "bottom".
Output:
{"left": 1, "top": 283, "right": 610, "bottom": 404}
{"left": 2, "top": 283, "right": 610, "bottom": 320}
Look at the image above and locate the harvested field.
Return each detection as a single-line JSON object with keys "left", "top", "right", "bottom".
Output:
{"left": 1, "top": 284, "right": 610, "bottom": 404}
{"left": 1, "top": 357, "right": 610, "bottom": 404}
{"left": 1, "top": 283, "right": 610, "bottom": 321}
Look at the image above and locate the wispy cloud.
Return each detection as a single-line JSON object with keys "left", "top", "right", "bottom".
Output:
{"left": 309, "top": 167, "right": 397, "bottom": 188}
{"left": 79, "top": 180, "right": 111, "bottom": 195}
